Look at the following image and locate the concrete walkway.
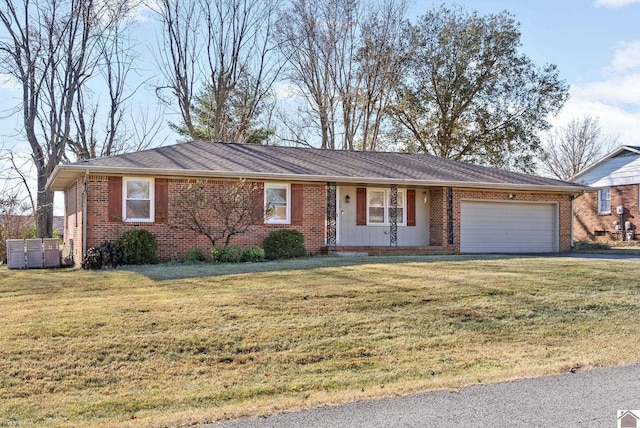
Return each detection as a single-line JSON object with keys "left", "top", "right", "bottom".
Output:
{"left": 206, "top": 364, "right": 640, "bottom": 428}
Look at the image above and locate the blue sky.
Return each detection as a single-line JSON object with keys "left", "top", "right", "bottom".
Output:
{"left": 408, "top": 0, "right": 640, "bottom": 145}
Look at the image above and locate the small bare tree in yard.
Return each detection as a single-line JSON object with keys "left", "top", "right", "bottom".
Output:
{"left": 172, "top": 179, "right": 269, "bottom": 249}
{"left": 0, "top": 147, "right": 36, "bottom": 263}
{"left": 540, "top": 116, "right": 619, "bottom": 180}
{"left": 0, "top": 190, "right": 34, "bottom": 263}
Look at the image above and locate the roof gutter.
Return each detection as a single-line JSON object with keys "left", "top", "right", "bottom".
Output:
{"left": 48, "top": 164, "right": 593, "bottom": 194}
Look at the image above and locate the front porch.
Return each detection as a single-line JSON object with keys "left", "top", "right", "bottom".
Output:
{"left": 322, "top": 245, "right": 455, "bottom": 256}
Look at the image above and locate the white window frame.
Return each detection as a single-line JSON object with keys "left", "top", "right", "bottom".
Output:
{"left": 366, "top": 188, "right": 406, "bottom": 226}
{"left": 264, "top": 183, "right": 290, "bottom": 224}
{"left": 123, "top": 177, "right": 155, "bottom": 222}
{"left": 598, "top": 187, "right": 611, "bottom": 215}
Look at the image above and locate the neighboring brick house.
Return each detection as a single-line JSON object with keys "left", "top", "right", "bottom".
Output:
{"left": 572, "top": 145, "right": 640, "bottom": 242}
{"left": 46, "top": 141, "right": 587, "bottom": 264}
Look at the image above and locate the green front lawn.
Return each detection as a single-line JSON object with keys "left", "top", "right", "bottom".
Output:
{"left": 1, "top": 256, "right": 639, "bottom": 427}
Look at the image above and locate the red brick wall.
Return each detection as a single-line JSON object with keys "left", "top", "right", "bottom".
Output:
{"left": 574, "top": 185, "right": 638, "bottom": 241}
{"left": 64, "top": 177, "right": 576, "bottom": 264}
{"left": 83, "top": 176, "right": 326, "bottom": 262}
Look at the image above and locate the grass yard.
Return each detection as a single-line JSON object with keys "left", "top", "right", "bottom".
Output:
{"left": 1, "top": 255, "right": 639, "bottom": 427}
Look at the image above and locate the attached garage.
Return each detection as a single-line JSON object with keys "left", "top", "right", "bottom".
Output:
{"left": 460, "top": 200, "right": 558, "bottom": 253}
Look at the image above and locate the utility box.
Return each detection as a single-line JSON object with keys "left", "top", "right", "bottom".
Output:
{"left": 26, "top": 239, "right": 44, "bottom": 269}
{"left": 43, "top": 238, "right": 60, "bottom": 268}
{"left": 6, "top": 239, "right": 26, "bottom": 269}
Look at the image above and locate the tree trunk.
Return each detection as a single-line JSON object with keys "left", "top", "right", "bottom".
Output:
{"left": 36, "top": 171, "right": 54, "bottom": 238}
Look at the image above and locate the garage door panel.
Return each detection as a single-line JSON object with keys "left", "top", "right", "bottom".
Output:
{"left": 460, "top": 201, "right": 557, "bottom": 253}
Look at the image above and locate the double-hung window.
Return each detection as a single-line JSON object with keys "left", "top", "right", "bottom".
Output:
{"left": 367, "top": 188, "right": 405, "bottom": 226}
{"left": 123, "top": 177, "right": 154, "bottom": 222}
{"left": 598, "top": 187, "right": 611, "bottom": 214}
{"left": 265, "top": 183, "right": 290, "bottom": 224}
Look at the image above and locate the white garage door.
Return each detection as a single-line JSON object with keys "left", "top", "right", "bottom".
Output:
{"left": 460, "top": 201, "right": 558, "bottom": 253}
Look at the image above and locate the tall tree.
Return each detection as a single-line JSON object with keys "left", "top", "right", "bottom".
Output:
{"left": 276, "top": 0, "right": 407, "bottom": 151}
{"left": 540, "top": 116, "right": 619, "bottom": 180}
{"left": 153, "top": 0, "right": 281, "bottom": 144}
{"left": 0, "top": 0, "right": 133, "bottom": 237}
{"left": 66, "top": 1, "right": 164, "bottom": 160}
{"left": 391, "top": 6, "right": 569, "bottom": 172}
{"left": 171, "top": 82, "right": 275, "bottom": 144}
{"left": 356, "top": 0, "right": 408, "bottom": 151}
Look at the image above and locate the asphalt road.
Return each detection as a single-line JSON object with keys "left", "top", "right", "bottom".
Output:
{"left": 205, "top": 363, "right": 640, "bottom": 428}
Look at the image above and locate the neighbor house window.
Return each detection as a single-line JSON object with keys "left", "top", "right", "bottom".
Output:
{"left": 367, "top": 188, "right": 405, "bottom": 226}
{"left": 598, "top": 187, "right": 611, "bottom": 214}
{"left": 265, "top": 183, "right": 290, "bottom": 224}
{"left": 123, "top": 177, "right": 154, "bottom": 222}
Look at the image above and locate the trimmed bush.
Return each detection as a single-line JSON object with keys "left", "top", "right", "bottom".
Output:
{"left": 218, "top": 245, "right": 244, "bottom": 263}
{"left": 117, "top": 229, "right": 159, "bottom": 265}
{"left": 185, "top": 248, "right": 206, "bottom": 262}
{"left": 242, "top": 246, "right": 265, "bottom": 262}
{"left": 82, "top": 240, "right": 125, "bottom": 270}
{"left": 573, "top": 240, "right": 611, "bottom": 251}
{"left": 263, "top": 229, "right": 306, "bottom": 260}
{"left": 210, "top": 247, "right": 222, "bottom": 262}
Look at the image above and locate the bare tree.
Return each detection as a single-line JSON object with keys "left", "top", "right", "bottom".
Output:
{"left": 0, "top": 190, "right": 35, "bottom": 263}
{"left": 275, "top": 0, "right": 407, "bottom": 151}
{"left": 356, "top": 0, "right": 407, "bottom": 151}
{"left": 153, "top": 0, "right": 200, "bottom": 140}
{"left": 276, "top": 0, "right": 341, "bottom": 149}
{"left": 540, "top": 116, "right": 619, "bottom": 180}
{"left": 66, "top": 1, "right": 166, "bottom": 161}
{"left": 1, "top": 147, "right": 36, "bottom": 214}
{"left": 0, "top": 147, "right": 35, "bottom": 262}
{"left": 153, "top": 0, "right": 282, "bottom": 144}
{"left": 0, "top": 0, "right": 134, "bottom": 237}
{"left": 171, "top": 179, "right": 270, "bottom": 249}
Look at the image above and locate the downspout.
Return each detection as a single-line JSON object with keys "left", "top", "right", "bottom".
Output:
{"left": 82, "top": 170, "right": 89, "bottom": 261}
{"left": 446, "top": 187, "right": 454, "bottom": 247}
{"left": 570, "top": 195, "right": 575, "bottom": 249}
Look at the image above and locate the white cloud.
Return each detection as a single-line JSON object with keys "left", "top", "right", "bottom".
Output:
{"left": 608, "top": 41, "right": 640, "bottom": 72}
{"left": 272, "top": 81, "right": 301, "bottom": 100}
{"left": 550, "top": 98, "right": 640, "bottom": 147}
{"left": 572, "top": 72, "right": 640, "bottom": 106}
{"left": 595, "top": 0, "right": 640, "bottom": 8}
{"left": 580, "top": 41, "right": 640, "bottom": 107}
{"left": 549, "top": 38, "right": 640, "bottom": 148}
{"left": 0, "top": 74, "right": 20, "bottom": 90}
{"left": 130, "top": 1, "right": 161, "bottom": 22}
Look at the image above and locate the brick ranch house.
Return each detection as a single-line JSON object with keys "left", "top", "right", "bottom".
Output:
{"left": 46, "top": 141, "right": 589, "bottom": 264}
{"left": 572, "top": 145, "right": 640, "bottom": 241}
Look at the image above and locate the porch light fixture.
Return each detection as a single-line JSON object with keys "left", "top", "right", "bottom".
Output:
{"left": 345, "top": 194, "right": 351, "bottom": 203}
{"left": 422, "top": 191, "right": 428, "bottom": 204}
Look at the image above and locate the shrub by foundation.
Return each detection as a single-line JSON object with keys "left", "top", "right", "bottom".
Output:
{"left": 263, "top": 229, "right": 306, "bottom": 260}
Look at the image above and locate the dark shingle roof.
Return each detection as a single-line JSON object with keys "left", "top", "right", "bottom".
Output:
{"left": 48, "top": 141, "right": 586, "bottom": 192}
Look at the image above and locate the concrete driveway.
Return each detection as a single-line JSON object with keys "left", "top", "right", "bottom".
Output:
{"left": 205, "top": 364, "right": 640, "bottom": 428}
